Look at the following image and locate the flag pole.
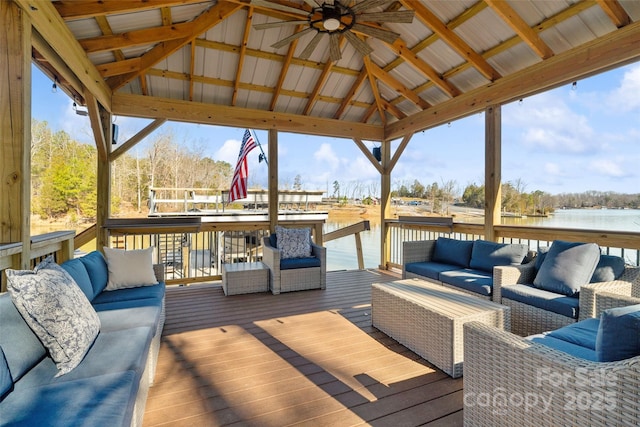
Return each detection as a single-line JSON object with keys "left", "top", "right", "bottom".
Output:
{"left": 250, "top": 129, "right": 268, "bottom": 166}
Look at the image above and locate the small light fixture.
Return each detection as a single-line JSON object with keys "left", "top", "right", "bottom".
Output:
{"left": 51, "top": 78, "right": 58, "bottom": 93}
{"left": 322, "top": 4, "right": 341, "bottom": 31}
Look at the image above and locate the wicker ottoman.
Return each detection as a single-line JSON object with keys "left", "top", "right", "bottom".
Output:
{"left": 222, "top": 262, "right": 269, "bottom": 295}
{"left": 372, "top": 278, "right": 510, "bottom": 378}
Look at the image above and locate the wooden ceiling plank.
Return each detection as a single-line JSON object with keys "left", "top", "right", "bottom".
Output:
{"left": 333, "top": 70, "right": 367, "bottom": 120}
{"left": 232, "top": 7, "right": 253, "bottom": 106}
{"left": 54, "top": 0, "right": 209, "bottom": 21}
{"left": 367, "top": 61, "right": 430, "bottom": 110}
{"left": 106, "top": 1, "right": 243, "bottom": 91}
{"left": 484, "top": 0, "right": 554, "bottom": 59}
{"left": 15, "top": 0, "right": 112, "bottom": 110}
{"left": 269, "top": 25, "right": 302, "bottom": 111}
{"left": 386, "top": 19, "right": 640, "bottom": 140}
{"left": 400, "top": 0, "right": 500, "bottom": 81}
{"left": 596, "top": 0, "right": 631, "bottom": 28}
{"left": 94, "top": 16, "right": 126, "bottom": 62}
{"left": 112, "top": 93, "right": 385, "bottom": 140}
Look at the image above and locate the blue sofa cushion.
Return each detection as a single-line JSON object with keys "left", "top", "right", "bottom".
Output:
{"left": 0, "top": 294, "right": 46, "bottom": 382}
{"left": 79, "top": 251, "right": 109, "bottom": 298}
{"left": 596, "top": 304, "right": 640, "bottom": 362}
{"left": 61, "top": 258, "right": 94, "bottom": 301}
{"left": 92, "top": 297, "right": 163, "bottom": 312}
{"left": 469, "top": 240, "right": 529, "bottom": 272}
{"left": 528, "top": 335, "right": 597, "bottom": 361}
{"left": 405, "top": 261, "right": 460, "bottom": 281}
{"left": 432, "top": 237, "right": 473, "bottom": 268}
{"left": 590, "top": 254, "right": 625, "bottom": 283}
{"left": 533, "top": 240, "right": 600, "bottom": 296}
{"left": 502, "top": 284, "right": 580, "bottom": 319}
{"left": 546, "top": 318, "right": 600, "bottom": 350}
{"left": 91, "top": 282, "right": 165, "bottom": 306}
{"left": 16, "top": 327, "right": 153, "bottom": 389}
{"left": 0, "top": 346, "right": 13, "bottom": 399}
{"left": 280, "top": 256, "right": 321, "bottom": 270}
{"left": 6, "top": 257, "right": 101, "bottom": 377}
{"left": 0, "top": 371, "right": 138, "bottom": 427}
{"left": 438, "top": 269, "right": 493, "bottom": 297}
{"left": 97, "top": 306, "right": 161, "bottom": 333}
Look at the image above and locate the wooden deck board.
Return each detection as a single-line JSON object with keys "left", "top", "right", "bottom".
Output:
{"left": 143, "top": 269, "right": 464, "bottom": 426}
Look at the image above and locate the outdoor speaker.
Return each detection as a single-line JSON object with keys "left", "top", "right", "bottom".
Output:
{"left": 372, "top": 146, "right": 381, "bottom": 162}
{"left": 112, "top": 124, "right": 119, "bottom": 145}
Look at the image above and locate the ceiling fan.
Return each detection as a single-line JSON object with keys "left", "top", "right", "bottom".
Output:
{"left": 251, "top": 0, "right": 415, "bottom": 61}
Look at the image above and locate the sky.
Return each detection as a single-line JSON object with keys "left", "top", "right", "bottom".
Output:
{"left": 31, "top": 60, "right": 640, "bottom": 198}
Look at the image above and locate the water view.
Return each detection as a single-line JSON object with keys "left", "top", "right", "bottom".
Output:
{"left": 325, "top": 209, "right": 640, "bottom": 271}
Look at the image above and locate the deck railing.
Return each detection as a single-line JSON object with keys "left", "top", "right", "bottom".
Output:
{"left": 386, "top": 218, "right": 640, "bottom": 269}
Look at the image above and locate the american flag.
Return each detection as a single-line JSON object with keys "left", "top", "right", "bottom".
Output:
{"left": 228, "top": 129, "right": 258, "bottom": 202}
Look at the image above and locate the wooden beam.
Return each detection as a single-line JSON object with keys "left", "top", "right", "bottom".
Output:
{"left": 106, "top": 1, "right": 243, "bottom": 90}
{"left": 484, "top": 0, "right": 554, "bottom": 59}
{"left": 380, "top": 140, "right": 391, "bottom": 269}
{"left": 94, "top": 15, "right": 125, "bottom": 61}
{"left": 333, "top": 70, "right": 367, "bottom": 120}
{"left": 596, "top": 0, "right": 631, "bottom": 28}
{"left": 15, "top": 0, "right": 112, "bottom": 110}
{"left": 232, "top": 7, "right": 252, "bottom": 106}
{"left": 352, "top": 138, "right": 383, "bottom": 174}
{"left": 269, "top": 25, "right": 302, "bottom": 111}
{"left": 268, "top": 129, "right": 278, "bottom": 234}
{"left": 303, "top": 37, "right": 346, "bottom": 116}
{"left": 367, "top": 61, "right": 430, "bottom": 110}
{"left": 53, "top": 0, "right": 210, "bottom": 20}
{"left": 110, "top": 118, "right": 167, "bottom": 161}
{"left": 112, "top": 93, "right": 385, "bottom": 140}
{"left": 85, "top": 92, "right": 108, "bottom": 161}
{"left": 387, "top": 134, "right": 412, "bottom": 174}
{"left": 484, "top": 105, "right": 501, "bottom": 241}
{"left": 401, "top": 0, "right": 500, "bottom": 81}
{"left": 385, "top": 20, "right": 640, "bottom": 140}
{"left": 363, "top": 56, "right": 386, "bottom": 125}
{"left": 1, "top": 1, "right": 31, "bottom": 264}
{"left": 31, "top": 31, "right": 85, "bottom": 100}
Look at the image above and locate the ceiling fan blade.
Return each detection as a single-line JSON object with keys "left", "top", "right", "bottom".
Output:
{"left": 343, "top": 31, "right": 373, "bottom": 56}
{"left": 254, "top": 20, "right": 308, "bottom": 30}
{"left": 299, "top": 32, "right": 324, "bottom": 60}
{"left": 251, "top": 0, "right": 306, "bottom": 16}
{"left": 352, "top": 23, "right": 400, "bottom": 44}
{"left": 271, "top": 27, "right": 314, "bottom": 49}
{"left": 350, "top": 0, "right": 392, "bottom": 13}
{"left": 329, "top": 32, "right": 342, "bottom": 62}
{"left": 358, "top": 10, "right": 415, "bottom": 23}
{"left": 301, "top": 0, "right": 321, "bottom": 7}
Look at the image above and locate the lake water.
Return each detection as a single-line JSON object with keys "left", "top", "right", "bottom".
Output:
{"left": 325, "top": 209, "right": 640, "bottom": 271}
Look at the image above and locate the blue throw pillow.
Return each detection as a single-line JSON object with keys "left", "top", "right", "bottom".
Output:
{"left": 590, "top": 255, "right": 625, "bottom": 283}
{"left": 596, "top": 304, "right": 640, "bottom": 362}
{"left": 533, "top": 240, "right": 600, "bottom": 296}
{"left": 79, "top": 251, "right": 109, "bottom": 298}
{"left": 535, "top": 246, "right": 549, "bottom": 270}
{"left": 61, "top": 258, "right": 94, "bottom": 301}
{"left": 469, "top": 240, "right": 528, "bottom": 272}
{"left": 0, "top": 346, "right": 12, "bottom": 399}
{"left": 432, "top": 237, "right": 473, "bottom": 268}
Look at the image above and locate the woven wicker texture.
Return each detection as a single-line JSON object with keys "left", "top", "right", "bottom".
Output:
{"left": 262, "top": 235, "right": 326, "bottom": 294}
{"left": 372, "top": 279, "right": 510, "bottom": 378}
{"left": 222, "top": 262, "right": 269, "bottom": 295}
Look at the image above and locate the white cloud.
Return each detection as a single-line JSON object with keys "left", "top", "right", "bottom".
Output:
{"left": 313, "top": 143, "right": 340, "bottom": 164}
{"left": 215, "top": 138, "right": 241, "bottom": 164}
{"left": 588, "top": 158, "right": 627, "bottom": 178}
{"left": 607, "top": 64, "right": 640, "bottom": 112}
{"left": 544, "top": 162, "right": 563, "bottom": 177}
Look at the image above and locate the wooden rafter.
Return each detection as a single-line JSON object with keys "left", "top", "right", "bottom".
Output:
{"left": 94, "top": 16, "right": 125, "bottom": 61}
{"left": 333, "top": 70, "right": 367, "bottom": 120}
{"left": 400, "top": 0, "right": 500, "bottom": 82}
{"left": 233, "top": 7, "right": 253, "bottom": 106}
{"left": 85, "top": 91, "right": 108, "bottom": 161}
{"left": 53, "top": 0, "right": 209, "bottom": 20}
{"left": 366, "top": 61, "right": 430, "bottom": 110}
{"left": 484, "top": 0, "right": 554, "bottom": 59}
{"left": 303, "top": 37, "right": 346, "bottom": 116}
{"left": 381, "top": 99, "right": 406, "bottom": 121}
{"left": 269, "top": 25, "right": 304, "bottom": 111}
{"left": 110, "top": 118, "right": 167, "bottom": 161}
{"left": 189, "top": 40, "right": 196, "bottom": 101}
{"left": 106, "top": 1, "right": 243, "bottom": 91}
{"left": 363, "top": 56, "right": 386, "bottom": 125}
{"left": 596, "top": 0, "right": 631, "bottom": 28}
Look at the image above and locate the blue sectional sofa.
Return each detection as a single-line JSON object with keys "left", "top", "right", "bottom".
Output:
{"left": 0, "top": 250, "right": 165, "bottom": 427}
{"left": 402, "top": 237, "right": 532, "bottom": 301}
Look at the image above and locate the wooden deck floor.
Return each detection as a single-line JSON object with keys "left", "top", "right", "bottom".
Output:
{"left": 143, "top": 269, "right": 464, "bottom": 427}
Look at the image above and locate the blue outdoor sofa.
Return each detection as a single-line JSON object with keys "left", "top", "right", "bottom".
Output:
{"left": 0, "top": 249, "right": 165, "bottom": 427}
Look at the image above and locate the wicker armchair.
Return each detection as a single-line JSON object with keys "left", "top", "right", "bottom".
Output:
{"left": 463, "top": 291, "right": 640, "bottom": 427}
{"left": 579, "top": 265, "right": 640, "bottom": 320}
{"left": 262, "top": 236, "right": 326, "bottom": 294}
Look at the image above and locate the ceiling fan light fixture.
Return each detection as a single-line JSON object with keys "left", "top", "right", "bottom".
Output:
{"left": 322, "top": 4, "right": 342, "bottom": 31}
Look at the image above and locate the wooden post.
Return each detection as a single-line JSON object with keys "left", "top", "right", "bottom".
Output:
{"left": 485, "top": 105, "right": 502, "bottom": 241}
{"left": 96, "top": 105, "right": 112, "bottom": 251}
{"left": 1, "top": 1, "right": 31, "bottom": 268}
{"left": 268, "top": 129, "right": 278, "bottom": 234}
{"left": 380, "top": 140, "right": 391, "bottom": 269}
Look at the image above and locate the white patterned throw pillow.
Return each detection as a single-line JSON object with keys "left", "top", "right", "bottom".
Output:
{"left": 6, "top": 257, "right": 100, "bottom": 376}
{"left": 275, "top": 226, "right": 312, "bottom": 259}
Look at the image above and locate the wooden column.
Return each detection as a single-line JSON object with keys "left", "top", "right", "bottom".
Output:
{"left": 1, "top": 1, "right": 31, "bottom": 268}
{"left": 96, "top": 105, "right": 112, "bottom": 251}
{"left": 268, "top": 129, "right": 278, "bottom": 234}
{"left": 380, "top": 140, "right": 392, "bottom": 269}
{"left": 484, "top": 105, "right": 502, "bottom": 241}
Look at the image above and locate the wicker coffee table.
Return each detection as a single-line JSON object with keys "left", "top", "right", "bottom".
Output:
{"left": 372, "top": 278, "right": 510, "bottom": 378}
{"left": 222, "top": 262, "right": 269, "bottom": 296}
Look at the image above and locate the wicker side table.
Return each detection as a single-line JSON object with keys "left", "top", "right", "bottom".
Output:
{"left": 222, "top": 262, "right": 269, "bottom": 296}
{"left": 372, "top": 278, "right": 510, "bottom": 378}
